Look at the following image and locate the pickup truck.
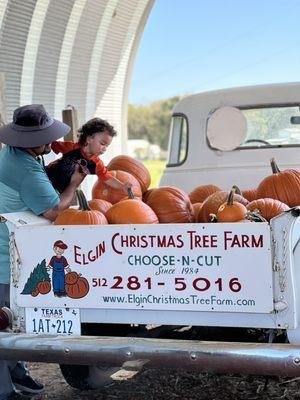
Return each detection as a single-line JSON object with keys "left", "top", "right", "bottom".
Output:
{"left": 0, "top": 82, "right": 300, "bottom": 390}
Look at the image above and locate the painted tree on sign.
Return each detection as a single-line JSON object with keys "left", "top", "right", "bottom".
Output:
{"left": 21, "top": 259, "right": 50, "bottom": 295}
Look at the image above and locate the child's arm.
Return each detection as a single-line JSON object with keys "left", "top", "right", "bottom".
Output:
{"left": 105, "top": 176, "right": 132, "bottom": 192}
{"left": 51, "top": 141, "right": 77, "bottom": 155}
{"left": 94, "top": 158, "right": 131, "bottom": 192}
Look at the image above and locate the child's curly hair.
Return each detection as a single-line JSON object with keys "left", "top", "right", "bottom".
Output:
{"left": 78, "top": 118, "right": 117, "bottom": 145}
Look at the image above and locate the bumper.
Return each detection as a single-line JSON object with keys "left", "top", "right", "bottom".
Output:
{"left": 1, "top": 332, "right": 300, "bottom": 376}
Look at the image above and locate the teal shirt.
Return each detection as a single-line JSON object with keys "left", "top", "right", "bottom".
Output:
{"left": 0, "top": 146, "right": 60, "bottom": 284}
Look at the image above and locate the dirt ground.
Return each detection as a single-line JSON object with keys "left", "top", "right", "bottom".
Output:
{"left": 28, "top": 362, "right": 300, "bottom": 400}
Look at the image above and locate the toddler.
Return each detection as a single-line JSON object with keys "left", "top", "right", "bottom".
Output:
{"left": 46, "top": 118, "right": 131, "bottom": 194}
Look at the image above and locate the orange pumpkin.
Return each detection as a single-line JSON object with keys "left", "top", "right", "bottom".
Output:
{"left": 107, "top": 199, "right": 158, "bottom": 224}
{"left": 146, "top": 186, "right": 195, "bottom": 223}
{"left": 66, "top": 277, "right": 89, "bottom": 299}
{"left": 193, "top": 202, "right": 203, "bottom": 221}
{"left": 257, "top": 158, "right": 300, "bottom": 207}
{"left": 143, "top": 188, "right": 155, "bottom": 203}
{"left": 199, "top": 189, "right": 248, "bottom": 222}
{"left": 246, "top": 198, "right": 289, "bottom": 221}
{"left": 54, "top": 190, "right": 108, "bottom": 225}
{"left": 216, "top": 189, "right": 248, "bottom": 222}
{"left": 88, "top": 199, "right": 112, "bottom": 215}
{"left": 31, "top": 289, "right": 39, "bottom": 297}
{"left": 107, "top": 155, "right": 151, "bottom": 193}
{"left": 37, "top": 280, "right": 51, "bottom": 295}
{"left": 65, "top": 271, "right": 79, "bottom": 285}
{"left": 92, "top": 170, "right": 142, "bottom": 204}
{"left": 189, "top": 184, "right": 221, "bottom": 204}
{"left": 242, "top": 189, "right": 258, "bottom": 202}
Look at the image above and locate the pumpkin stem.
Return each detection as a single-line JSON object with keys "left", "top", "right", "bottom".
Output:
{"left": 231, "top": 185, "right": 242, "bottom": 195}
{"left": 76, "top": 189, "right": 91, "bottom": 211}
{"left": 270, "top": 157, "right": 281, "bottom": 174}
{"left": 127, "top": 187, "right": 135, "bottom": 199}
{"left": 209, "top": 213, "right": 217, "bottom": 222}
{"left": 227, "top": 187, "right": 236, "bottom": 206}
{"left": 245, "top": 210, "right": 267, "bottom": 223}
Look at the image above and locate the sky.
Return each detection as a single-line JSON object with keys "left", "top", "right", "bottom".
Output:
{"left": 128, "top": 0, "right": 300, "bottom": 104}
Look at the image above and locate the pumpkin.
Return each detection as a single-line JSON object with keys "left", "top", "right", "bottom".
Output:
{"left": 216, "top": 188, "right": 248, "bottom": 222}
{"left": 143, "top": 188, "right": 155, "bottom": 203}
{"left": 242, "top": 189, "right": 258, "bottom": 202}
{"left": 54, "top": 190, "right": 108, "bottom": 225}
{"left": 193, "top": 202, "right": 203, "bottom": 221}
{"left": 146, "top": 186, "right": 195, "bottom": 223}
{"left": 106, "top": 199, "right": 158, "bottom": 224}
{"left": 198, "top": 189, "right": 249, "bottom": 222}
{"left": 31, "top": 288, "right": 39, "bottom": 297}
{"left": 257, "top": 158, "right": 300, "bottom": 207}
{"left": 107, "top": 155, "right": 151, "bottom": 193}
{"left": 92, "top": 170, "right": 142, "bottom": 204}
{"left": 106, "top": 188, "right": 158, "bottom": 224}
{"left": 88, "top": 199, "right": 112, "bottom": 215}
{"left": 66, "top": 276, "right": 90, "bottom": 299}
{"left": 189, "top": 184, "right": 221, "bottom": 204}
{"left": 37, "top": 280, "right": 51, "bottom": 295}
{"left": 65, "top": 271, "right": 79, "bottom": 285}
{"left": 246, "top": 198, "right": 289, "bottom": 221}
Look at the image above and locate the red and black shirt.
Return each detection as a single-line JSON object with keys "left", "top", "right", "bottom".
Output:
{"left": 50, "top": 141, "right": 112, "bottom": 181}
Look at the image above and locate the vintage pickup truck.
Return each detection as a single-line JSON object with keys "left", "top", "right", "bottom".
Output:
{"left": 0, "top": 82, "right": 300, "bottom": 390}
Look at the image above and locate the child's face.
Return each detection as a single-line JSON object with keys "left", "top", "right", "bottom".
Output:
{"left": 54, "top": 246, "right": 64, "bottom": 256}
{"left": 85, "top": 131, "right": 113, "bottom": 156}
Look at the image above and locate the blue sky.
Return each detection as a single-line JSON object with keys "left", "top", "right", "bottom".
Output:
{"left": 129, "top": 0, "right": 300, "bottom": 104}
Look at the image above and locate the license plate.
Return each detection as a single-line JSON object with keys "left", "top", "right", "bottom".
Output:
{"left": 25, "top": 307, "right": 81, "bottom": 335}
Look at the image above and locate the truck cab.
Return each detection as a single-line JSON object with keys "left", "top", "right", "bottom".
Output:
{"left": 160, "top": 82, "right": 300, "bottom": 191}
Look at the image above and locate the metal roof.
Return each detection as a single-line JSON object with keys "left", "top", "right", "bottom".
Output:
{"left": 0, "top": 0, "right": 154, "bottom": 158}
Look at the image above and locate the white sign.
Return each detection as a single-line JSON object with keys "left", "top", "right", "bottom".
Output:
{"left": 25, "top": 307, "right": 81, "bottom": 335}
{"left": 15, "top": 223, "right": 273, "bottom": 313}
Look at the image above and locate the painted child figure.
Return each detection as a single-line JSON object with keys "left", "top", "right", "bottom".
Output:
{"left": 46, "top": 118, "right": 131, "bottom": 194}
{"left": 47, "top": 240, "right": 71, "bottom": 297}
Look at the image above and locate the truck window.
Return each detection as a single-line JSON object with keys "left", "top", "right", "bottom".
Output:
{"left": 167, "top": 114, "right": 188, "bottom": 166}
{"left": 239, "top": 105, "right": 300, "bottom": 148}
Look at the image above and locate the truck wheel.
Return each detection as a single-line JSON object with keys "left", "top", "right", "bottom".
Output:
{"left": 60, "top": 364, "right": 120, "bottom": 390}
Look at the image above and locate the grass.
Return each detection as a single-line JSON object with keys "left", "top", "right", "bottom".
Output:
{"left": 144, "top": 159, "right": 166, "bottom": 188}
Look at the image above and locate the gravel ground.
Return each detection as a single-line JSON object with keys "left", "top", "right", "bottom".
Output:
{"left": 27, "top": 363, "right": 300, "bottom": 400}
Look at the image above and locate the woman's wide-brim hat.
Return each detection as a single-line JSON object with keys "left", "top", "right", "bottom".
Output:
{"left": 0, "top": 104, "right": 71, "bottom": 147}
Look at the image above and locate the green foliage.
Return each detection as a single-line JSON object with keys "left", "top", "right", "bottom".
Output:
{"left": 21, "top": 259, "right": 50, "bottom": 295}
{"left": 128, "top": 96, "right": 185, "bottom": 150}
{"left": 144, "top": 160, "right": 166, "bottom": 188}
{"left": 244, "top": 107, "right": 298, "bottom": 140}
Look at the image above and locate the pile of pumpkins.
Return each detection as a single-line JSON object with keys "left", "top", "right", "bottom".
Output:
{"left": 54, "top": 156, "right": 300, "bottom": 225}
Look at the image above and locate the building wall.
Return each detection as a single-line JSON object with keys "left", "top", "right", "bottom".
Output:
{"left": 0, "top": 0, "right": 154, "bottom": 160}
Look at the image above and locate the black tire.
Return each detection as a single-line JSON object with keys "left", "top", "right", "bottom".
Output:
{"left": 60, "top": 364, "right": 120, "bottom": 390}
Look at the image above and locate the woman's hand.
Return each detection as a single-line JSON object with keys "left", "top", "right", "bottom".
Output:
{"left": 70, "top": 164, "right": 86, "bottom": 187}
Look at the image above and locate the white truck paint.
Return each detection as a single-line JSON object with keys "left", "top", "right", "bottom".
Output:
{"left": 160, "top": 82, "right": 300, "bottom": 191}
{"left": 1, "top": 83, "right": 300, "bottom": 387}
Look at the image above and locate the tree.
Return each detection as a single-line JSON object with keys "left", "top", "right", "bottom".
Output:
{"left": 128, "top": 95, "right": 185, "bottom": 150}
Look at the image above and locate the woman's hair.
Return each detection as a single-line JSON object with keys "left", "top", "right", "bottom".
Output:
{"left": 78, "top": 118, "right": 117, "bottom": 145}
